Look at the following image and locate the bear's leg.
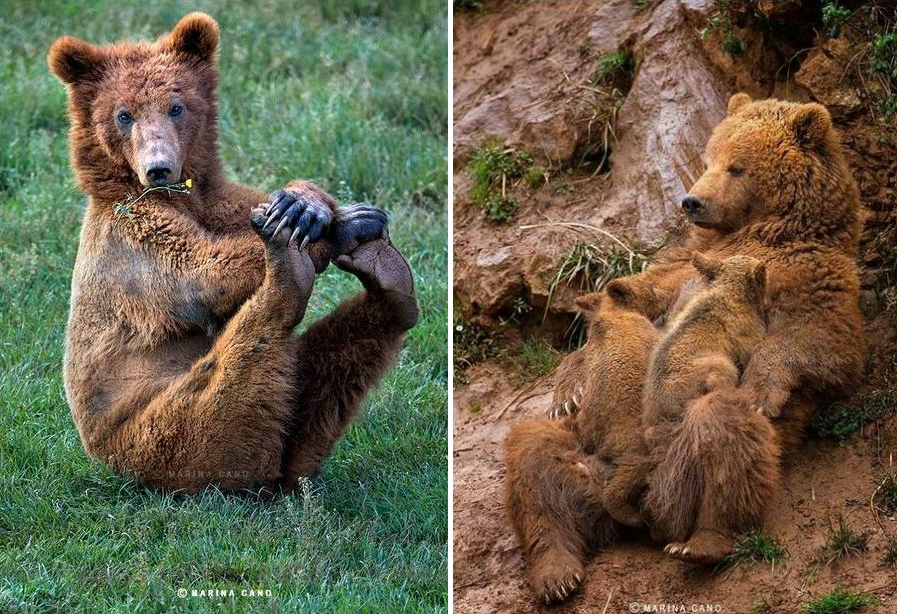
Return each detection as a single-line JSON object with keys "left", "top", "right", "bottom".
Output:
{"left": 547, "top": 348, "right": 586, "bottom": 420}
{"left": 279, "top": 240, "right": 418, "bottom": 484}
{"left": 101, "top": 229, "right": 314, "bottom": 493}
{"left": 655, "top": 393, "right": 782, "bottom": 564}
{"left": 505, "top": 419, "right": 616, "bottom": 604}
{"left": 604, "top": 453, "right": 651, "bottom": 528}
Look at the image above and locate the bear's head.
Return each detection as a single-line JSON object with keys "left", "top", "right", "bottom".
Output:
{"left": 692, "top": 253, "right": 766, "bottom": 306}
{"left": 574, "top": 277, "right": 670, "bottom": 329}
{"left": 48, "top": 13, "right": 220, "bottom": 193}
{"left": 681, "top": 93, "right": 860, "bottom": 247}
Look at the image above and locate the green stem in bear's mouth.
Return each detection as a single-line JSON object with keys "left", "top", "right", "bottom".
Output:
{"left": 113, "top": 179, "right": 193, "bottom": 219}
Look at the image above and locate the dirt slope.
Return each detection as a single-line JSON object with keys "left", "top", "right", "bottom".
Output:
{"left": 453, "top": 1, "right": 897, "bottom": 612}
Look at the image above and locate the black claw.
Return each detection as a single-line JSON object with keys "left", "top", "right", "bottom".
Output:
{"left": 273, "top": 215, "right": 290, "bottom": 238}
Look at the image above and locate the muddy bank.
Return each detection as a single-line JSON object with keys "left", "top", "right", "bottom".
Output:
{"left": 453, "top": 1, "right": 897, "bottom": 612}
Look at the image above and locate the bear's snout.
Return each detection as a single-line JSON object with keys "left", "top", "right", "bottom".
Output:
{"left": 681, "top": 196, "right": 705, "bottom": 216}
{"left": 145, "top": 164, "right": 174, "bottom": 186}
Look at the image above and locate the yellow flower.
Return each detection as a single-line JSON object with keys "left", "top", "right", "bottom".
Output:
{"left": 185, "top": 178, "right": 193, "bottom": 189}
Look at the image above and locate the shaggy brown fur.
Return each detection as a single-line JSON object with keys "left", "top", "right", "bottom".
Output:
{"left": 51, "top": 14, "right": 418, "bottom": 493}
{"left": 505, "top": 277, "right": 666, "bottom": 603}
{"left": 642, "top": 253, "right": 767, "bottom": 437}
{"left": 649, "top": 391, "right": 781, "bottom": 564}
{"left": 641, "top": 254, "right": 777, "bottom": 558}
{"left": 505, "top": 93, "right": 865, "bottom": 601}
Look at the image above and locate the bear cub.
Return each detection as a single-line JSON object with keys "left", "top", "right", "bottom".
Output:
{"left": 556, "top": 277, "right": 668, "bottom": 528}
{"left": 642, "top": 253, "right": 768, "bottom": 440}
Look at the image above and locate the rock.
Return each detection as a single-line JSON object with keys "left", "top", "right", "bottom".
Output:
{"left": 795, "top": 39, "right": 864, "bottom": 118}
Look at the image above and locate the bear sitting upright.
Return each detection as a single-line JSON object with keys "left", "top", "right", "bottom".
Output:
{"left": 505, "top": 276, "right": 668, "bottom": 603}
{"left": 505, "top": 93, "right": 865, "bottom": 602}
{"left": 49, "top": 13, "right": 418, "bottom": 493}
{"left": 642, "top": 254, "right": 781, "bottom": 562}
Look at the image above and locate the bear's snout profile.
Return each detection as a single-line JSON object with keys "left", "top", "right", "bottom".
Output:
{"left": 680, "top": 195, "right": 704, "bottom": 216}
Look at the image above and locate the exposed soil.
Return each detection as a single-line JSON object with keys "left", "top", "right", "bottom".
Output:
{"left": 453, "top": 1, "right": 897, "bottom": 612}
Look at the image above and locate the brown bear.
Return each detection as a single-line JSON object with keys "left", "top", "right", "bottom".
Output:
{"left": 505, "top": 276, "right": 667, "bottom": 603}
{"left": 49, "top": 13, "right": 419, "bottom": 493}
{"left": 642, "top": 253, "right": 767, "bottom": 437}
{"left": 641, "top": 253, "right": 781, "bottom": 560}
{"left": 504, "top": 92, "right": 865, "bottom": 601}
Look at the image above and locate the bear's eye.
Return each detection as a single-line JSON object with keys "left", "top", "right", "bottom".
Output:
{"left": 169, "top": 104, "right": 184, "bottom": 118}
{"left": 727, "top": 165, "right": 745, "bottom": 177}
{"left": 116, "top": 111, "right": 134, "bottom": 125}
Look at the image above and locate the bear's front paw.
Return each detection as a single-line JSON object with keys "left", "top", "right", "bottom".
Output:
{"left": 262, "top": 187, "right": 334, "bottom": 248}
{"left": 739, "top": 381, "right": 789, "bottom": 420}
{"left": 250, "top": 205, "right": 290, "bottom": 245}
{"left": 328, "top": 204, "right": 389, "bottom": 255}
{"left": 547, "top": 386, "right": 583, "bottom": 420}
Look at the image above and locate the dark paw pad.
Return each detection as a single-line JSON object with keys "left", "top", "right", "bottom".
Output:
{"left": 261, "top": 188, "right": 333, "bottom": 247}
{"left": 328, "top": 204, "right": 389, "bottom": 254}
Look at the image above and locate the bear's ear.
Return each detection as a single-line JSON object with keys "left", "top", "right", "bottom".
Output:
{"left": 48, "top": 36, "right": 106, "bottom": 85}
{"left": 727, "top": 93, "right": 752, "bottom": 116}
{"left": 166, "top": 12, "right": 219, "bottom": 62}
{"left": 747, "top": 260, "right": 767, "bottom": 300}
{"left": 692, "top": 252, "right": 721, "bottom": 281}
{"left": 788, "top": 103, "right": 832, "bottom": 149}
{"left": 604, "top": 278, "right": 634, "bottom": 307}
{"left": 573, "top": 293, "right": 602, "bottom": 319}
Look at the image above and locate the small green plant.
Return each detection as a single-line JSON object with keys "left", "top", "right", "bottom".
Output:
{"left": 699, "top": 0, "right": 746, "bottom": 57}
{"left": 453, "top": 317, "right": 499, "bottom": 384}
{"left": 752, "top": 602, "right": 773, "bottom": 614}
{"left": 882, "top": 537, "right": 897, "bottom": 567}
{"left": 810, "top": 389, "right": 896, "bottom": 440}
{"left": 550, "top": 240, "right": 652, "bottom": 297}
{"left": 867, "top": 31, "right": 897, "bottom": 121}
{"left": 524, "top": 164, "right": 548, "bottom": 189}
{"left": 482, "top": 194, "right": 518, "bottom": 224}
{"left": 508, "top": 338, "right": 561, "bottom": 386}
{"left": 822, "top": 2, "right": 852, "bottom": 38}
{"left": 593, "top": 50, "right": 635, "bottom": 89}
{"left": 467, "top": 142, "right": 534, "bottom": 224}
{"left": 819, "top": 514, "right": 869, "bottom": 565}
{"left": 632, "top": 0, "right": 652, "bottom": 14}
{"left": 727, "top": 530, "right": 788, "bottom": 568}
{"left": 874, "top": 469, "right": 897, "bottom": 513}
{"left": 801, "top": 588, "right": 876, "bottom": 614}
{"left": 453, "top": 0, "right": 483, "bottom": 11}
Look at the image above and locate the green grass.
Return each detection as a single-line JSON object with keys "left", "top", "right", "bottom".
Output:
{"left": 508, "top": 338, "right": 562, "bottom": 387}
{"left": 0, "top": 1, "right": 447, "bottom": 612}
{"left": 466, "top": 142, "right": 534, "bottom": 224}
{"left": 802, "top": 589, "right": 877, "bottom": 614}
{"left": 819, "top": 514, "right": 870, "bottom": 565}
{"left": 875, "top": 470, "right": 897, "bottom": 513}
{"left": 726, "top": 530, "right": 788, "bottom": 568}
{"left": 883, "top": 537, "right": 897, "bottom": 567}
{"left": 593, "top": 50, "right": 635, "bottom": 90}
{"left": 452, "top": 318, "right": 498, "bottom": 385}
{"left": 810, "top": 389, "right": 896, "bottom": 441}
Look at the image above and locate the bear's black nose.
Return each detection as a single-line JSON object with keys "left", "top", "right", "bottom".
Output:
{"left": 681, "top": 196, "right": 704, "bottom": 215}
{"left": 146, "top": 166, "right": 173, "bottom": 186}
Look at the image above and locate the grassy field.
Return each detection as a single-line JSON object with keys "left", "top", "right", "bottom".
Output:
{"left": 0, "top": 1, "right": 447, "bottom": 612}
